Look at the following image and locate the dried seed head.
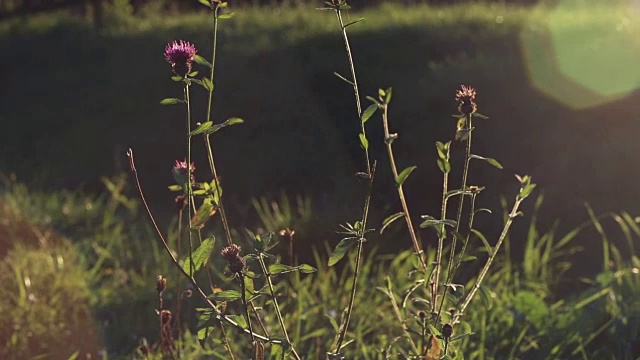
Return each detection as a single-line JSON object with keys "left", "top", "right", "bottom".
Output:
{"left": 455, "top": 85, "right": 477, "bottom": 116}
{"left": 442, "top": 323, "right": 453, "bottom": 340}
{"left": 160, "top": 309, "right": 172, "bottom": 325}
{"left": 221, "top": 244, "right": 246, "bottom": 274}
{"left": 417, "top": 310, "right": 427, "bottom": 320}
{"left": 175, "top": 194, "right": 187, "bottom": 211}
{"left": 156, "top": 275, "right": 167, "bottom": 293}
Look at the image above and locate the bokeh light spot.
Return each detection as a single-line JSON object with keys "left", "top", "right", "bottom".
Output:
{"left": 520, "top": 0, "right": 640, "bottom": 110}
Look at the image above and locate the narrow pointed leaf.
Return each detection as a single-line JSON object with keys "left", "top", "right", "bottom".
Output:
{"left": 380, "top": 212, "right": 405, "bottom": 234}
{"left": 470, "top": 154, "right": 503, "bottom": 169}
{"left": 343, "top": 17, "right": 365, "bottom": 28}
{"left": 160, "top": 98, "right": 183, "bottom": 105}
{"left": 396, "top": 166, "right": 417, "bottom": 186}
{"left": 359, "top": 133, "right": 368, "bottom": 150}
{"left": 194, "top": 54, "right": 213, "bottom": 69}
{"left": 333, "top": 71, "right": 354, "bottom": 85}
{"left": 208, "top": 290, "right": 242, "bottom": 302}
{"left": 328, "top": 237, "right": 357, "bottom": 266}
{"left": 190, "top": 121, "right": 213, "bottom": 136}
{"left": 361, "top": 104, "right": 378, "bottom": 124}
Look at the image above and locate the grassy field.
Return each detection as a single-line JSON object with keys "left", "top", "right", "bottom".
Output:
{"left": 1, "top": 2, "right": 640, "bottom": 358}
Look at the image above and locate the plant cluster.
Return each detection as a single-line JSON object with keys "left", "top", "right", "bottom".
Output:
{"left": 124, "top": 1, "right": 540, "bottom": 359}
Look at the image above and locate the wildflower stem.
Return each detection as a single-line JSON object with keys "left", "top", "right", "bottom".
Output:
{"left": 381, "top": 103, "right": 428, "bottom": 272}
{"left": 454, "top": 195, "right": 526, "bottom": 324}
{"left": 333, "top": 163, "right": 376, "bottom": 354}
{"left": 258, "top": 254, "right": 302, "bottom": 360}
{"left": 437, "top": 114, "right": 473, "bottom": 320}
{"left": 335, "top": 7, "right": 370, "bottom": 174}
{"left": 433, "top": 160, "right": 450, "bottom": 313}
{"left": 239, "top": 274, "right": 257, "bottom": 348}
{"left": 185, "top": 83, "right": 195, "bottom": 276}
{"left": 205, "top": 3, "right": 219, "bottom": 123}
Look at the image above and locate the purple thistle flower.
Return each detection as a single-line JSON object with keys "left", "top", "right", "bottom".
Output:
{"left": 455, "top": 85, "right": 477, "bottom": 116}
{"left": 172, "top": 159, "right": 196, "bottom": 186}
{"left": 164, "top": 40, "right": 198, "bottom": 77}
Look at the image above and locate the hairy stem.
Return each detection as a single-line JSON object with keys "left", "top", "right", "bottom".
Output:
{"left": 258, "top": 254, "right": 302, "bottom": 360}
{"left": 381, "top": 103, "right": 428, "bottom": 272}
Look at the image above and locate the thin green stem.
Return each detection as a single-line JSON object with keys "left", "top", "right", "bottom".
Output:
{"left": 381, "top": 104, "right": 427, "bottom": 272}
{"left": 258, "top": 254, "right": 302, "bottom": 360}
{"left": 447, "top": 114, "right": 473, "bottom": 282}
{"left": 205, "top": 4, "right": 219, "bottom": 123}
{"left": 185, "top": 83, "right": 194, "bottom": 276}
{"left": 333, "top": 163, "right": 376, "bottom": 354}
{"left": 239, "top": 274, "right": 256, "bottom": 347}
{"left": 335, "top": 8, "right": 370, "bottom": 174}
{"left": 437, "top": 114, "right": 473, "bottom": 320}
{"left": 454, "top": 195, "right": 525, "bottom": 324}
{"left": 452, "top": 192, "right": 478, "bottom": 277}
{"left": 204, "top": 135, "right": 234, "bottom": 246}
{"left": 433, "top": 164, "right": 450, "bottom": 313}
{"left": 219, "top": 323, "right": 236, "bottom": 360}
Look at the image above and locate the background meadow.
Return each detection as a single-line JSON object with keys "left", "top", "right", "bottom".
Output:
{"left": 1, "top": 0, "right": 640, "bottom": 358}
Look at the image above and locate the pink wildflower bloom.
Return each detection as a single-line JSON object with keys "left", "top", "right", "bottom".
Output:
{"left": 164, "top": 40, "right": 197, "bottom": 77}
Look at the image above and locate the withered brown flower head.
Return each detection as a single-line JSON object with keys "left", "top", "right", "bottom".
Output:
{"left": 221, "top": 244, "right": 246, "bottom": 274}
{"left": 455, "top": 85, "right": 477, "bottom": 116}
{"left": 156, "top": 275, "right": 167, "bottom": 293}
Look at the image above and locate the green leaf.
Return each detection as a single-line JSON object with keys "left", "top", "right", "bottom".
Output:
{"left": 519, "top": 183, "right": 537, "bottom": 200}
{"left": 160, "top": 98, "right": 183, "bottom": 105}
{"left": 384, "top": 87, "right": 393, "bottom": 104}
{"left": 219, "top": 12, "right": 234, "bottom": 19}
{"left": 168, "top": 184, "right": 183, "bottom": 192}
{"left": 190, "top": 199, "right": 216, "bottom": 230}
{"left": 183, "top": 236, "right": 216, "bottom": 276}
{"left": 437, "top": 159, "right": 451, "bottom": 174}
{"left": 226, "top": 314, "right": 247, "bottom": 329}
{"left": 197, "top": 325, "right": 215, "bottom": 348}
{"left": 333, "top": 71, "right": 354, "bottom": 85}
{"left": 197, "top": 0, "right": 212, "bottom": 7}
{"left": 194, "top": 54, "right": 213, "bottom": 69}
{"left": 202, "top": 77, "right": 214, "bottom": 92}
{"left": 208, "top": 290, "right": 242, "bottom": 302}
{"left": 268, "top": 263, "right": 318, "bottom": 275}
{"left": 270, "top": 343, "right": 284, "bottom": 359}
{"left": 243, "top": 276, "right": 254, "bottom": 301}
{"left": 359, "top": 133, "right": 368, "bottom": 150}
{"left": 190, "top": 121, "right": 213, "bottom": 136}
{"left": 171, "top": 75, "right": 183, "bottom": 82}
{"left": 298, "top": 264, "right": 317, "bottom": 273}
{"left": 361, "top": 104, "right": 377, "bottom": 124}
{"left": 396, "top": 166, "right": 417, "bottom": 186}
{"left": 470, "top": 154, "right": 503, "bottom": 169}
{"left": 328, "top": 237, "right": 358, "bottom": 266}
{"left": 473, "top": 112, "right": 489, "bottom": 119}
{"left": 343, "top": 17, "right": 365, "bottom": 28}
{"left": 380, "top": 212, "right": 404, "bottom": 234}
{"left": 472, "top": 229, "right": 492, "bottom": 255}
{"left": 269, "top": 263, "right": 296, "bottom": 275}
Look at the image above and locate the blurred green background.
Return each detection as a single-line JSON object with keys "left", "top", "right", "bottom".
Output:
{"left": 1, "top": 0, "right": 640, "bottom": 358}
